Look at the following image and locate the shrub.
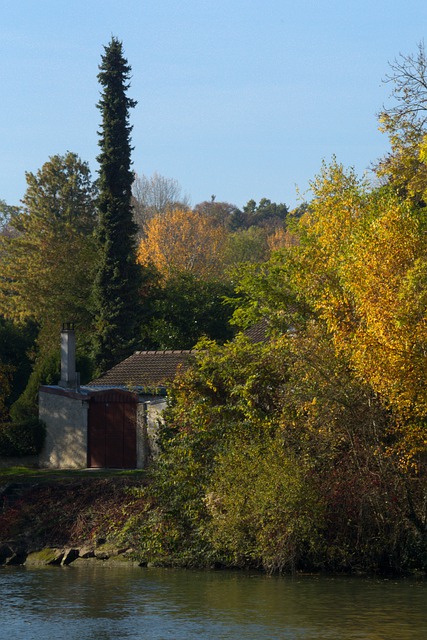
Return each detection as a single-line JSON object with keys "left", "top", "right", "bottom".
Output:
{"left": 10, "top": 350, "right": 60, "bottom": 422}
{"left": 0, "top": 418, "right": 46, "bottom": 457}
{"left": 205, "top": 435, "right": 325, "bottom": 573}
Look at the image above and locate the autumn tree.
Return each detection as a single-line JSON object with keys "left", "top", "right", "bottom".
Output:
{"left": 92, "top": 37, "right": 142, "bottom": 374}
{"left": 141, "top": 157, "right": 427, "bottom": 571}
{"left": 138, "top": 45, "right": 427, "bottom": 572}
{"left": 218, "top": 163, "right": 427, "bottom": 558}
{"left": 292, "top": 159, "right": 427, "bottom": 470}
{"left": 0, "top": 152, "right": 96, "bottom": 342}
{"left": 137, "top": 208, "right": 227, "bottom": 280}
{"left": 267, "top": 227, "right": 298, "bottom": 252}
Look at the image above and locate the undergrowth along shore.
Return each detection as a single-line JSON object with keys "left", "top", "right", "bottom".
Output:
{"left": 0, "top": 471, "right": 221, "bottom": 571}
{"left": 1, "top": 468, "right": 427, "bottom": 576}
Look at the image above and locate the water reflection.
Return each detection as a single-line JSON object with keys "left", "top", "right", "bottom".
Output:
{"left": 0, "top": 565, "right": 426, "bottom": 639}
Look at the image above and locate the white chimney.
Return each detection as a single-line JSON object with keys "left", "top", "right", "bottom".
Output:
{"left": 58, "top": 322, "right": 79, "bottom": 388}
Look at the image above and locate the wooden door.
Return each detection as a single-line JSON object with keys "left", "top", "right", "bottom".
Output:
{"left": 88, "top": 390, "right": 137, "bottom": 469}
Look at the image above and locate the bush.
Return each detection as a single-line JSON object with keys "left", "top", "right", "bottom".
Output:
{"left": 9, "top": 350, "right": 60, "bottom": 422}
{"left": 205, "top": 435, "right": 325, "bottom": 573}
{"left": 0, "top": 418, "right": 46, "bottom": 457}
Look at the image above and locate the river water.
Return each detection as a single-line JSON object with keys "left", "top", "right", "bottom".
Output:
{"left": 1, "top": 564, "right": 426, "bottom": 639}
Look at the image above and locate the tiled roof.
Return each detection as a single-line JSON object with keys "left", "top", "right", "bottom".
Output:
{"left": 90, "top": 350, "right": 195, "bottom": 388}
{"left": 89, "top": 320, "right": 268, "bottom": 391}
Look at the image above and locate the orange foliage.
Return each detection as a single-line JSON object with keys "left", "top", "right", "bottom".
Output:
{"left": 267, "top": 227, "right": 298, "bottom": 252}
{"left": 137, "top": 208, "right": 227, "bottom": 279}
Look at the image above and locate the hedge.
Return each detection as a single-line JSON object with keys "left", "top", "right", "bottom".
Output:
{"left": 0, "top": 418, "right": 46, "bottom": 457}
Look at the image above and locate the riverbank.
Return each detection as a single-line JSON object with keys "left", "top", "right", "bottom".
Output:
{"left": 0, "top": 469, "right": 151, "bottom": 568}
{"left": 2, "top": 466, "right": 427, "bottom": 576}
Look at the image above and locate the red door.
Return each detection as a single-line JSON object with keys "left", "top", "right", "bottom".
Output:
{"left": 88, "top": 390, "right": 137, "bottom": 469}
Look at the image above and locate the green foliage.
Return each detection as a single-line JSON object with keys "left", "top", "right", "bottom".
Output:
{"left": 144, "top": 336, "right": 295, "bottom": 568}
{"left": 0, "top": 199, "right": 19, "bottom": 233}
{"left": 162, "top": 335, "right": 290, "bottom": 443}
{"left": 0, "top": 418, "right": 46, "bottom": 457}
{"left": 242, "top": 198, "right": 288, "bottom": 229}
{"left": 10, "top": 349, "right": 60, "bottom": 421}
{"left": 0, "top": 363, "right": 12, "bottom": 422}
{"left": 140, "top": 272, "right": 235, "bottom": 349}
{"left": 92, "top": 37, "right": 142, "bottom": 374}
{"left": 205, "top": 435, "right": 324, "bottom": 572}
{"left": 223, "top": 227, "right": 270, "bottom": 265}
{"left": 0, "top": 318, "right": 37, "bottom": 406}
{"left": 228, "top": 250, "right": 312, "bottom": 334}
{"left": 21, "top": 152, "right": 96, "bottom": 232}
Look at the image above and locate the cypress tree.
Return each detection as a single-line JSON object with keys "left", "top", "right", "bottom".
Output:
{"left": 92, "top": 37, "right": 141, "bottom": 374}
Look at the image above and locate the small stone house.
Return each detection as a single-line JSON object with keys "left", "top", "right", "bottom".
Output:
{"left": 38, "top": 325, "right": 194, "bottom": 470}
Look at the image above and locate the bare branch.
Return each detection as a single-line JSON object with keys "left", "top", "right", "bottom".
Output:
{"left": 382, "top": 41, "right": 427, "bottom": 129}
{"left": 132, "top": 172, "right": 190, "bottom": 237}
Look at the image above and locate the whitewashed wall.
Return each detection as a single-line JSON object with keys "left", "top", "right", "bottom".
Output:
{"left": 38, "top": 390, "right": 88, "bottom": 469}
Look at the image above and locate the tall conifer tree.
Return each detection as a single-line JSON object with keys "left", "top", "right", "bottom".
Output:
{"left": 92, "top": 37, "right": 141, "bottom": 373}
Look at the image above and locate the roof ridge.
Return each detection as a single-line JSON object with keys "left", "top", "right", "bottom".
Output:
{"left": 134, "top": 349, "right": 195, "bottom": 355}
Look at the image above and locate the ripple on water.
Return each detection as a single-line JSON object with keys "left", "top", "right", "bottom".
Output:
{"left": 1, "top": 567, "right": 426, "bottom": 640}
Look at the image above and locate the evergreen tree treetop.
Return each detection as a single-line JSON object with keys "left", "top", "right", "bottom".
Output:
{"left": 92, "top": 37, "right": 142, "bottom": 374}
{"left": 97, "top": 37, "right": 137, "bottom": 208}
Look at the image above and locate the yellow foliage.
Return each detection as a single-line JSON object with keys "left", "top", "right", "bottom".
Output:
{"left": 342, "top": 195, "right": 427, "bottom": 416}
{"left": 0, "top": 218, "right": 95, "bottom": 329}
{"left": 267, "top": 227, "right": 298, "bottom": 252}
{"left": 137, "top": 208, "right": 227, "bottom": 279}
{"left": 295, "top": 160, "right": 427, "bottom": 467}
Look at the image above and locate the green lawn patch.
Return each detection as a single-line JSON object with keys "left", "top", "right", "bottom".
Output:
{"left": 0, "top": 466, "right": 146, "bottom": 483}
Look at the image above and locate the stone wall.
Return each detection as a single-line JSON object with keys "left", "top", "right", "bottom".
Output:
{"left": 136, "top": 398, "right": 166, "bottom": 466}
{"left": 146, "top": 398, "right": 166, "bottom": 461}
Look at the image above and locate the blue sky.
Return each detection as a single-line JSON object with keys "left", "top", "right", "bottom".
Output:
{"left": 1, "top": 1, "right": 427, "bottom": 210}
